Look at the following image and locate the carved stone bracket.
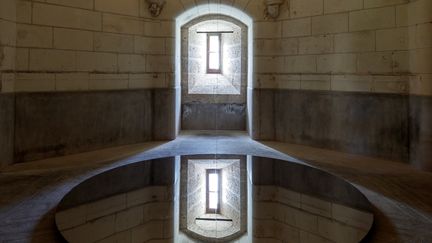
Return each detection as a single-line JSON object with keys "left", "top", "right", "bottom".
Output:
{"left": 265, "top": 0, "right": 284, "bottom": 19}
{"left": 146, "top": 0, "right": 166, "bottom": 17}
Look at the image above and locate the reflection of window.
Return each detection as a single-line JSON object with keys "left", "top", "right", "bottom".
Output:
{"left": 207, "top": 33, "right": 221, "bottom": 74}
{"left": 206, "top": 169, "right": 221, "bottom": 213}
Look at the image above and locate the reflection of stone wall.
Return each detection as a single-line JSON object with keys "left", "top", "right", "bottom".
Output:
{"left": 221, "top": 160, "right": 247, "bottom": 233}
{"left": 253, "top": 186, "right": 373, "bottom": 243}
{"left": 56, "top": 186, "right": 173, "bottom": 243}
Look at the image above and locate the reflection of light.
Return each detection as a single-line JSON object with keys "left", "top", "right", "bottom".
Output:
{"left": 208, "top": 172, "right": 219, "bottom": 210}
{"left": 208, "top": 35, "right": 220, "bottom": 70}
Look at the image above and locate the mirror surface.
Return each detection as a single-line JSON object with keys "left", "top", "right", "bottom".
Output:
{"left": 56, "top": 155, "right": 374, "bottom": 243}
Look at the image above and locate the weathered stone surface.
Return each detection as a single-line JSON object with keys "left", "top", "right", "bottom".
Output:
{"left": 181, "top": 103, "right": 246, "bottom": 130}
{"left": 14, "top": 90, "right": 154, "bottom": 162}
{"left": 0, "top": 94, "right": 14, "bottom": 167}
{"left": 253, "top": 89, "right": 410, "bottom": 162}
{"left": 409, "top": 95, "right": 432, "bottom": 171}
{"left": 153, "top": 88, "right": 177, "bottom": 140}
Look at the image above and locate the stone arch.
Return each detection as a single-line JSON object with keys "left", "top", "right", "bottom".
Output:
{"left": 174, "top": 4, "right": 254, "bottom": 134}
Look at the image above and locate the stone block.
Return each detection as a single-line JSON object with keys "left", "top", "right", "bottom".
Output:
{"left": 300, "top": 194, "right": 332, "bottom": 218}
{"left": 276, "top": 187, "right": 301, "bottom": 208}
{"left": 255, "top": 56, "right": 285, "bottom": 73}
{"left": 17, "top": 24, "right": 52, "bottom": 48}
{"left": 300, "top": 230, "right": 333, "bottom": 243}
{"left": 290, "top": 0, "right": 323, "bottom": 18}
{"left": 0, "top": 20, "right": 16, "bottom": 46}
{"left": 55, "top": 73, "right": 89, "bottom": 91}
{"left": 334, "top": 31, "right": 375, "bottom": 53}
{"left": 409, "top": 74, "right": 432, "bottom": 96}
{"left": 274, "top": 75, "right": 302, "bottom": 90}
{"left": 301, "top": 75, "right": 331, "bottom": 91}
{"left": 131, "top": 221, "right": 164, "bottom": 243}
{"left": 88, "top": 74, "right": 129, "bottom": 90}
{"left": 0, "top": 46, "right": 15, "bottom": 71}
{"left": 396, "top": 0, "right": 432, "bottom": 26}
{"left": 285, "top": 55, "right": 317, "bottom": 73}
{"left": 409, "top": 48, "right": 432, "bottom": 74}
{"left": 118, "top": 54, "right": 146, "bottom": 72}
{"left": 126, "top": 187, "right": 169, "bottom": 208}
{"left": 29, "top": 49, "right": 75, "bottom": 71}
{"left": 318, "top": 217, "right": 364, "bottom": 243}
{"left": 55, "top": 205, "right": 87, "bottom": 230}
{"left": 129, "top": 73, "right": 167, "bottom": 89}
{"left": 376, "top": 27, "right": 409, "bottom": 51}
{"left": 294, "top": 206, "right": 319, "bottom": 233}
{"left": 416, "top": 23, "right": 432, "bottom": 48}
{"left": 144, "top": 21, "right": 174, "bottom": 37}
{"left": 0, "top": 73, "right": 15, "bottom": 93}
{"left": 357, "top": 52, "right": 393, "bottom": 74}
{"left": 95, "top": 0, "right": 139, "bottom": 16}
{"left": 364, "top": 0, "right": 407, "bottom": 8}
{"left": 255, "top": 21, "right": 281, "bottom": 38}
{"left": 282, "top": 18, "right": 311, "bottom": 37}
{"left": 312, "top": 13, "right": 348, "bottom": 34}
{"left": 0, "top": 0, "right": 17, "bottom": 21}
{"left": 299, "top": 35, "right": 333, "bottom": 55}
{"left": 14, "top": 73, "right": 56, "bottom": 92}
{"left": 392, "top": 50, "right": 410, "bottom": 73}
{"left": 146, "top": 55, "right": 174, "bottom": 72}
{"left": 94, "top": 32, "right": 134, "bottom": 53}
{"left": 46, "top": 0, "right": 94, "bottom": 10}
{"left": 76, "top": 51, "right": 118, "bottom": 72}
{"left": 332, "top": 203, "right": 374, "bottom": 230}
{"left": 373, "top": 75, "right": 408, "bottom": 94}
{"left": 324, "top": 0, "right": 363, "bottom": 14}
{"left": 103, "top": 13, "right": 144, "bottom": 35}
{"left": 33, "top": 3, "right": 102, "bottom": 31}
{"left": 16, "top": 1, "right": 31, "bottom": 23}
{"left": 115, "top": 206, "right": 144, "bottom": 232}
{"left": 254, "top": 38, "right": 298, "bottom": 56}
{"left": 331, "top": 75, "right": 372, "bottom": 92}
{"left": 317, "top": 54, "right": 357, "bottom": 73}
{"left": 134, "top": 36, "right": 166, "bottom": 54}
{"left": 86, "top": 194, "right": 127, "bottom": 221}
{"left": 349, "top": 7, "right": 395, "bottom": 31}
{"left": 54, "top": 28, "right": 93, "bottom": 51}
{"left": 15, "top": 48, "right": 28, "bottom": 71}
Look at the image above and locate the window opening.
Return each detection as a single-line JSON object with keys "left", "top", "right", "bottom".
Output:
{"left": 206, "top": 169, "right": 221, "bottom": 213}
{"left": 207, "top": 33, "right": 222, "bottom": 74}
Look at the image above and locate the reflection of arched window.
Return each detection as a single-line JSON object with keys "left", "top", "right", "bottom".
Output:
{"left": 180, "top": 155, "right": 247, "bottom": 241}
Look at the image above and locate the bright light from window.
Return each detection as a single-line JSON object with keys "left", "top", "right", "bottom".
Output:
{"left": 208, "top": 172, "right": 220, "bottom": 211}
{"left": 207, "top": 34, "right": 221, "bottom": 73}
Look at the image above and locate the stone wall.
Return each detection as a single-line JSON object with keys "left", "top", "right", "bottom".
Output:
{"left": 250, "top": 0, "right": 432, "bottom": 169}
{"left": 0, "top": 0, "right": 431, "bottom": 169}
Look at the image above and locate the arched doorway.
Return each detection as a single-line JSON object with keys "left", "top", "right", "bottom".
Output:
{"left": 175, "top": 4, "right": 254, "bottom": 135}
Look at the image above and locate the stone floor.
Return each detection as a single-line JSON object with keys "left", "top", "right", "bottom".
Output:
{"left": 0, "top": 131, "right": 431, "bottom": 242}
